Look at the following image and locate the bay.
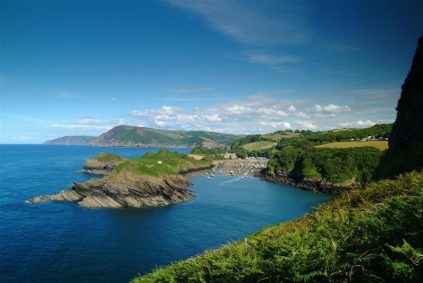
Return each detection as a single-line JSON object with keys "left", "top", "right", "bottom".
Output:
{"left": 0, "top": 145, "right": 333, "bottom": 283}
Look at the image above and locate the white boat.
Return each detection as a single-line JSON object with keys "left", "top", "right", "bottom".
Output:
{"left": 207, "top": 176, "right": 211, "bottom": 180}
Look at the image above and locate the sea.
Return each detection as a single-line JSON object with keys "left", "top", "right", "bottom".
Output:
{"left": 0, "top": 145, "right": 333, "bottom": 283}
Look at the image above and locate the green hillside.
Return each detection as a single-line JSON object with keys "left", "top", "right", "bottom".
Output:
{"left": 90, "top": 125, "right": 241, "bottom": 148}
{"left": 113, "top": 149, "right": 210, "bottom": 178}
{"left": 242, "top": 141, "right": 277, "bottom": 151}
{"left": 268, "top": 146, "right": 383, "bottom": 185}
{"left": 133, "top": 171, "right": 423, "bottom": 282}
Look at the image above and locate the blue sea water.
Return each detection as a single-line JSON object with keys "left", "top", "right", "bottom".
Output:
{"left": 0, "top": 145, "right": 334, "bottom": 283}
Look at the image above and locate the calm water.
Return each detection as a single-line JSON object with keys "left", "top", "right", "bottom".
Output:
{"left": 0, "top": 145, "right": 333, "bottom": 283}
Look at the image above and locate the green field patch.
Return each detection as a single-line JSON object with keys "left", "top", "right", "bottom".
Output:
{"left": 243, "top": 141, "right": 277, "bottom": 151}
{"left": 316, "top": 140, "right": 388, "bottom": 150}
{"left": 113, "top": 150, "right": 209, "bottom": 178}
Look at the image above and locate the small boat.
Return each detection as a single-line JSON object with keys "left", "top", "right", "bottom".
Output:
{"left": 211, "top": 173, "right": 215, "bottom": 177}
{"left": 207, "top": 176, "right": 211, "bottom": 180}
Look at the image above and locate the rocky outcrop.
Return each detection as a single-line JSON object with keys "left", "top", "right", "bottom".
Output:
{"left": 29, "top": 172, "right": 194, "bottom": 208}
{"left": 378, "top": 35, "right": 423, "bottom": 178}
{"left": 81, "top": 153, "right": 124, "bottom": 175}
{"left": 260, "top": 173, "right": 360, "bottom": 195}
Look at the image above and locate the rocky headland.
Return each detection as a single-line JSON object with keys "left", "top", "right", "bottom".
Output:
{"left": 81, "top": 152, "right": 125, "bottom": 175}
{"left": 29, "top": 150, "right": 212, "bottom": 208}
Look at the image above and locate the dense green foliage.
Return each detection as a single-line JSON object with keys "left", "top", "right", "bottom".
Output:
{"left": 113, "top": 149, "right": 209, "bottom": 177}
{"left": 191, "top": 147, "right": 226, "bottom": 161}
{"left": 276, "top": 124, "right": 392, "bottom": 149}
{"left": 268, "top": 147, "right": 383, "bottom": 185}
{"left": 132, "top": 171, "right": 423, "bottom": 282}
{"left": 94, "top": 125, "right": 241, "bottom": 147}
{"left": 229, "top": 124, "right": 391, "bottom": 159}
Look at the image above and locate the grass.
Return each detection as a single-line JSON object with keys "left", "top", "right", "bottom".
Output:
{"left": 187, "top": 154, "right": 204, "bottom": 160}
{"left": 315, "top": 140, "right": 389, "bottom": 150}
{"left": 243, "top": 141, "right": 278, "bottom": 151}
{"left": 113, "top": 149, "right": 210, "bottom": 178}
{"left": 132, "top": 171, "right": 423, "bottom": 282}
{"left": 93, "top": 152, "right": 124, "bottom": 162}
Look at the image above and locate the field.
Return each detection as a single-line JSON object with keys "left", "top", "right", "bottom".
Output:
{"left": 315, "top": 140, "right": 388, "bottom": 150}
{"left": 261, "top": 131, "right": 300, "bottom": 141}
{"left": 187, "top": 154, "right": 204, "bottom": 160}
{"left": 242, "top": 141, "right": 277, "bottom": 151}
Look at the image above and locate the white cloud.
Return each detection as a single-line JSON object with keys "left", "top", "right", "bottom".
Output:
{"left": 294, "top": 120, "right": 317, "bottom": 130}
{"left": 77, "top": 118, "right": 102, "bottom": 125}
{"left": 204, "top": 114, "right": 222, "bottom": 123}
{"left": 226, "top": 105, "right": 253, "bottom": 115}
{"left": 288, "top": 105, "right": 296, "bottom": 112}
{"left": 339, "top": 120, "right": 376, "bottom": 128}
{"left": 130, "top": 95, "right": 318, "bottom": 134}
{"left": 271, "top": 121, "right": 292, "bottom": 129}
{"left": 52, "top": 123, "right": 91, "bottom": 129}
{"left": 245, "top": 52, "right": 300, "bottom": 66}
{"left": 51, "top": 118, "right": 125, "bottom": 131}
{"left": 257, "top": 108, "right": 287, "bottom": 117}
{"left": 312, "top": 103, "right": 351, "bottom": 117}
{"left": 168, "top": 0, "right": 310, "bottom": 46}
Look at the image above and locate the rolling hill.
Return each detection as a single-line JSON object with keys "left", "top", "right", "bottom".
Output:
{"left": 46, "top": 125, "right": 241, "bottom": 148}
{"left": 45, "top": 136, "right": 96, "bottom": 145}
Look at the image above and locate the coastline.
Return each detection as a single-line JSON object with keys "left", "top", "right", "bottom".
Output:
{"left": 259, "top": 173, "right": 360, "bottom": 194}
{"left": 186, "top": 159, "right": 356, "bottom": 195}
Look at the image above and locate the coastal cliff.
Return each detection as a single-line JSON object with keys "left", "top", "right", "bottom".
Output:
{"left": 29, "top": 150, "right": 212, "bottom": 208}
{"left": 378, "top": 35, "right": 423, "bottom": 178}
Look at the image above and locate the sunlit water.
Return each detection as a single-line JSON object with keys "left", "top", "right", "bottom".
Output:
{"left": 0, "top": 145, "right": 333, "bottom": 283}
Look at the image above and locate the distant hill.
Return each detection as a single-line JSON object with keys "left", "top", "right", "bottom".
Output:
{"left": 45, "top": 136, "right": 96, "bottom": 145}
{"left": 46, "top": 125, "right": 241, "bottom": 148}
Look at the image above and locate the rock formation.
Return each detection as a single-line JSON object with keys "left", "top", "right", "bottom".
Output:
{"left": 29, "top": 172, "right": 195, "bottom": 208}
{"left": 29, "top": 150, "right": 213, "bottom": 208}
{"left": 378, "top": 35, "right": 423, "bottom": 178}
{"left": 81, "top": 152, "right": 124, "bottom": 175}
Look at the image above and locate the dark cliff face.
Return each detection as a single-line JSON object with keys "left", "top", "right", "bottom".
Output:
{"left": 378, "top": 35, "right": 423, "bottom": 178}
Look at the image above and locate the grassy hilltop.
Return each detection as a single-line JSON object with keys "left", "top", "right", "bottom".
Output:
{"left": 113, "top": 149, "right": 210, "bottom": 178}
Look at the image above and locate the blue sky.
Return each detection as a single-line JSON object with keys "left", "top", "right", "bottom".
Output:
{"left": 0, "top": 0, "right": 422, "bottom": 143}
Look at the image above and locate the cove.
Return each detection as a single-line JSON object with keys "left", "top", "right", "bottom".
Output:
{"left": 0, "top": 145, "right": 334, "bottom": 283}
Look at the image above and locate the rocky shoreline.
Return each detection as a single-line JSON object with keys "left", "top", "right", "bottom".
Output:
{"left": 29, "top": 163, "right": 214, "bottom": 209}
{"left": 259, "top": 173, "right": 360, "bottom": 195}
